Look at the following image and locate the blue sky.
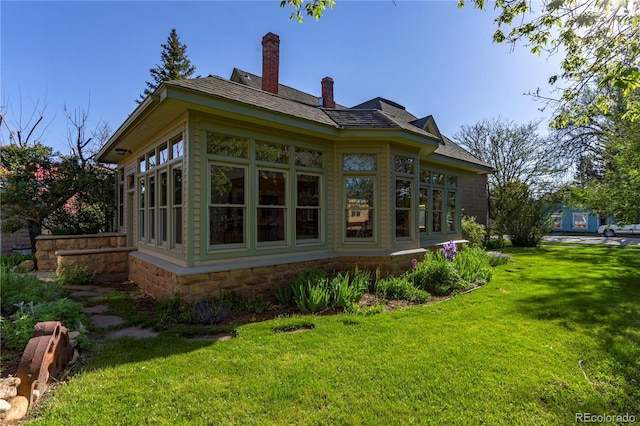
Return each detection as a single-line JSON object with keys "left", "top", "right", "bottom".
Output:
{"left": 1, "top": 1, "right": 561, "bottom": 154}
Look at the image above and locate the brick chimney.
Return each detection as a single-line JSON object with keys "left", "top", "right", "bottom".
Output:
{"left": 262, "top": 32, "right": 280, "bottom": 94}
{"left": 321, "top": 77, "right": 335, "bottom": 108}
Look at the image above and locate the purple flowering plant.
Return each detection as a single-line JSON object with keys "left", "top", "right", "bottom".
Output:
{"left": 411, "top": 258, "right": 418, "bottom": 269}
{"left": 440, "top": 240, "right": 457, "bottom": 261}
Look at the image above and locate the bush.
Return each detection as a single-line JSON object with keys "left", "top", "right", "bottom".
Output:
{"left": 275, "top": 284, "right": 293, "bottom": 305}
{"left": 287, "top": 268, "right": 370, "bottom": 313}
{"left": 375, "top": 276, "right": 430, "bottom": 303}
{"left": 56, "top": 266, "right": 95, "bottom": 285}
{"left": 493, "top": 181, "right": 552, "bottom": 247}
{"left": 410, "top": 251, "right": 462, "bottom": 296}
{"left": 462, "top": 215, "right": 486, "bottom": 248}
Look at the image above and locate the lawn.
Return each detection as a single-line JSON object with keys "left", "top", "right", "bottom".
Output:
{"left": 27, "top": 246, "right": 639, "bottom": 425}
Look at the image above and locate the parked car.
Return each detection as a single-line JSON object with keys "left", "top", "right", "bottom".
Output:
{"left": 598, "top": 223, "right": 640, "bottom": 237}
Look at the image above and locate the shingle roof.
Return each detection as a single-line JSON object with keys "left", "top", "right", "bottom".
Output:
{"left": 231, "top": 68, "right": 348, "bottom": 109}
{"left": 435, "top": 135, "right": 493, "bottom": 169}
{"left": 167, "top": 76, "right": 337, "bottom": 127}
{"left": 352, "top": 97, "right": 419, "bottom": 123}
{"left": 166, "top": 73, "right": 490, "bottom": 171}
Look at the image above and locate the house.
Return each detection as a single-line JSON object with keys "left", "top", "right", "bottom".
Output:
{"left": 96, "top": 33, "right": 492, "bottom": 302}
{"left": 550, "top": 203, "right": 603, "bottom": 233}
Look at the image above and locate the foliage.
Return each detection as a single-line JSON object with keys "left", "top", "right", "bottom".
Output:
{"left": 452, "top": 246, "right": 493, "bottom": 289}
{"left": 0, "top": 270, "right": 67, "bottom": 315}
{"left": 0, "top": 143, "right": 115, "bottom": 246}
{"left": 344, "top": 301, "right": 385, "bottom": 316}
{"left": 280, "top": 0, "right": 335, "bottom": 22}
{"left": 193, "top": 297, "right": 230, "bottom": 325}
{"left": 275, "top": 283, "right": 293, "bottom": 305}
{"left": 0, "top": 253, "right": 36, "bottom": 270}
{"left": 493, "top": 181, "right": 553, "bottom": 247}
{"left": 566, "top": 90, "right": 640, "bottom": 223}
{"left": 1, "top": 296, "right": 87, "bottom": 350}
{"left": 138, "top": 28, "right": 197, "bottom": 103}
{"left": 410, "top": 251, "right": 462, "bottom": 296}
{"left": 154, "top": 293, "right": 185, "bottom": 325}
{"left": 484, "top": 232, "right": 506, "bottom": 250}
{"left": 246, "top": 298, "right": 272, "bottom": 314}
{"left": 454, "top": 117, "right": 566, "bottom": 195}
{"left": 459, "top": 0, "right": 639, "bottom": 125}
{"left": 55, "top": 266, "right": 95, "bottom": 286}
{"left": 462, "top": 215, "right": 486, "bottom": 248}
{"left": 374, "top": 276, "right": 430, "bottom": 303}
{"left": 287, "top": 268, "right": 370, "bottom": 313}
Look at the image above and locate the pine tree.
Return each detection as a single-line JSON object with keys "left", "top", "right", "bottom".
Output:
{"left": 137, "top": 28, "right": 196, "bottom": 103}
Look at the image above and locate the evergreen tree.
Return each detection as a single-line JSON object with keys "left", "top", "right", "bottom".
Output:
{"left": 137, "top": 28, "right": 196, "bottom": 103}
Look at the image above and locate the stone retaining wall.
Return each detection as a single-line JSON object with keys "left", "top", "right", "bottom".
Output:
{"left": 130, "top": 250, "right": 425, "bottom": 304}
{"left": 35, "top": 233, "right": 130, "bottom": 278}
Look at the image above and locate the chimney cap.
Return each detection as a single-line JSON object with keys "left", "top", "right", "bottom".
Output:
{"left": 262, "top": 32, "right": 280, "bottom": 43}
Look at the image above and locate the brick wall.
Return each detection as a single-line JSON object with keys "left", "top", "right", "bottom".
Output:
{"left": 461, "top": 174, "right": 489, "bottom": 227}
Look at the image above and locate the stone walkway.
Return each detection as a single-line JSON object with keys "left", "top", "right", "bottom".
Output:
{"left": 63, "top": 285, "right": 158, "bottom": 339}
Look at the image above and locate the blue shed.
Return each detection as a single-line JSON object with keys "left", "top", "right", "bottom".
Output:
{"left": 550, "top": 204, "right": 601, "bottom": 233}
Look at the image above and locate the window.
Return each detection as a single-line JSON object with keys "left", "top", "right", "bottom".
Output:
{"left": 258, "top": 170, "right": 286, "bottom": 244}
{"left": 343, "top": 154, "right": 376, "bottom": 241}
{"left": 394, "top": 155, "right": 414, "bottom": 240}
{"left": 296, "top": 174, "right": 320, "bottom": 240}
{"left": 345, "top": 177, "right": 374, "bottom": 239}
{"left": 551, "top": 213, "right": 563, "bottom": 229}
{"left": 136, "top": 133, "right": 184, "bottom": 250}
{"left": 206, "top": 131, "right": 324, "bottom": 251}
{"left": 573, "top": 212, "right": 588, "bottom": 229}
{"left": 420, "top": 168, "right": 459, "bottom": 235}
{"left": 210, "top": 165, "right": 245, "bottom": 246}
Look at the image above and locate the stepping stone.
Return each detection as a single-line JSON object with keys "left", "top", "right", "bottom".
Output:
{"left": 83, "top": 304, "right": 108, "bottom": 314}
{"left": 70, "top": 290, "right": 104, "bottom": 298}
{"left": 105, "top": 327, "right": 158, "bottom": 339}
{"left": 91, "top": 314, "right": 126, "bottom": 328}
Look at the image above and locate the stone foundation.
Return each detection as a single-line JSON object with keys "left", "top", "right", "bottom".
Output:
{"left": 129, "top": 250, "right": 426, "bottom": 304}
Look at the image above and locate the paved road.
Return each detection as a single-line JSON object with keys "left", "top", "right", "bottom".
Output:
{"left": 542, "top": 235, "right": 640, "bottom": 246}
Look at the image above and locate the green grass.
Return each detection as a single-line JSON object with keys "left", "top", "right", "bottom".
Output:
{"left": 27, "top": 246, "right": 639, "bottom": 425}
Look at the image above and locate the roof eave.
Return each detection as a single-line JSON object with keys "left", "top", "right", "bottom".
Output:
{"left": 96, "top": 92, "right": 162, "bottom": 163}
{"left": 425, "top": 153, "right": 494, "bottom": 174}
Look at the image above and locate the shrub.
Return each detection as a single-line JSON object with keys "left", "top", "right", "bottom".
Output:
{"left": 410, "top": 251, "right": 462, "bottom": 296}
{"left": 462, "top": 215, "right": 486, "bottom": 248}
{"left": 345, "top": 301, "right": 385, "bottom": 316}
{"left": 56, "top": 266, "right": 95, "bottom": 285}
{"left": 484, "top": 234, "right": 506, "bottom": 250}
{"left": 375, "top": 276, "right": 430, "bottom": 303}
{"left": 154, "top": 293, "right": 184, "bottom": 325}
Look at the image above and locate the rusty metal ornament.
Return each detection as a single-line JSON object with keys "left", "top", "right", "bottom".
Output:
{"left": 16, "top": 321, "right": 74, "bottom": 406}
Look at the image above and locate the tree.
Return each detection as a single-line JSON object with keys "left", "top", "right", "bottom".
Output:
{"left": 566, "top": 89, "right": 640, "bottom": 223}
{"left": 280, "top": 0, "right": 335, "bottom": 22}
{"left": 137, "top": 28, "right": 197, "bottom": 103}
{"left": 454, "top": 117, "right": 566, "bottom": 194}
{"left": 493, "top": 181, "right": 553, "bottom": 247}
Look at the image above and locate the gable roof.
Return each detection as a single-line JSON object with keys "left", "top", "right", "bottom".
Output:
{"left": 100, "top": 67, "right": 492, "bottom": 173}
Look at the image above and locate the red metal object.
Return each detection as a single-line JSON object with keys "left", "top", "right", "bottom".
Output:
{"left": 16, "top": 321, "right": 74, "bottom": 406}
